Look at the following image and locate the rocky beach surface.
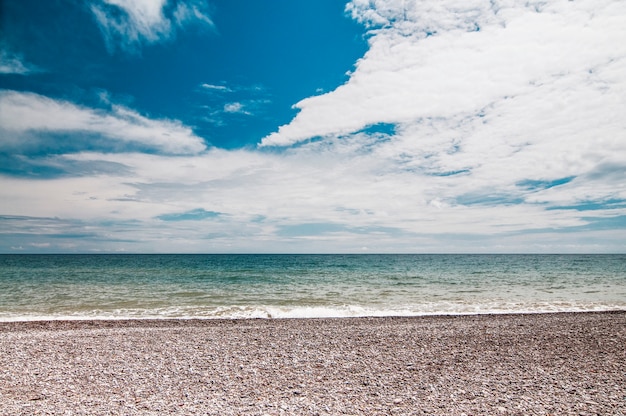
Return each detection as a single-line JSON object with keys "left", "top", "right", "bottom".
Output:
{"left": 1, "top": 312, "right": 624, "bottom": 415}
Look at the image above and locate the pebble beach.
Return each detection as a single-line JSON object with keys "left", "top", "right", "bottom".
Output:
{"left": 1, "top": 312, "right": 625, "bottom": 415}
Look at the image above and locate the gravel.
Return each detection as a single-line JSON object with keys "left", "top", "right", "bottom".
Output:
{"left": 1, "top": 312, "right": 625, "bottom": 415}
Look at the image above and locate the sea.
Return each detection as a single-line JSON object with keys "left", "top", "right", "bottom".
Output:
{"left": 0, "top": 254, "right": 624, "bottom": 321}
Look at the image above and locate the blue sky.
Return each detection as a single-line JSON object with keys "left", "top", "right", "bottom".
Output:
{"left": 1, "top": 0, "right": 625, "bottom": 253}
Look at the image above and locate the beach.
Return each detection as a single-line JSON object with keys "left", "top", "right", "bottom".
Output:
{"left": 1, "top": 312, "right": 624, "bottom": 415}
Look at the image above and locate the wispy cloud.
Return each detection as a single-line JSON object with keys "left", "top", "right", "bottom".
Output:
{"left": 198, "top": 82, "right": 270, "bottom": 123}
{"left": 0, "top": 49, "right": 39, "bottom": 75}
{"left": 0, "top": 90, "right": 206, "bottom": 154}
{"left": 90, "top": 0, "right": 214, "bottom": 54}
{"left": 201, "top": 83, "right": 232, "bottom": 93}
{"left": 223, "top": 102, "right": 251, "bottom": 115}
{"left": 172, "top": 0, "right": 213, "bottom": 27}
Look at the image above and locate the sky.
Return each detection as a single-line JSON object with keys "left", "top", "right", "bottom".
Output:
{"left": 0, "top": 0, "right": 625, "bottom": 253}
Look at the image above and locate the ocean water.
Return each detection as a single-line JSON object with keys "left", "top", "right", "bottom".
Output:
{"left": 0, "top": 254, "right": 624, "bottom": 321}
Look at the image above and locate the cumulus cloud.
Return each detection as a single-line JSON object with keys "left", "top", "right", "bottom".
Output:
{"left": 0, "top": 90, "right": 206, "bottom": 154}
{"left": 346, "top": 0, "right": 503, "bottom": 32}
{"left": 90, "top": 0, "right": 214, "bottom": 53}
{"left": 248, "top": 0, "right": 626, "bottom": 252}
{"left": 261, "top": 0, "right": 626, "bottom": 146}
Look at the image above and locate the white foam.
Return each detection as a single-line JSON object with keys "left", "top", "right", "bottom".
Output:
{"left": 0, "top": 301, "right": 624, "bottom": 322}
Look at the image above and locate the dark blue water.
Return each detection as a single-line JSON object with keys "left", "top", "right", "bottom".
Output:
{"left": 0, "top": 254, "right": 624, "bottom": 320}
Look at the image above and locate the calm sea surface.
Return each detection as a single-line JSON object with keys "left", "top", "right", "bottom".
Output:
{"left": 0, "top": 254, "right": 624, "bottom": 321}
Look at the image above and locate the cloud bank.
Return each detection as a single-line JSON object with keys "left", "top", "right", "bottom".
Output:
{"left": 2, "top": 129, "right": 624, "bottom": 252}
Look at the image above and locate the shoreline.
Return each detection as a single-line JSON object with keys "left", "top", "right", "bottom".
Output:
{"left": 1, "top": 307, "right": 625, "bottom": 324}
{"left": 0, "top": 308, "right": 625, "bottom": 324}
{"left": 1, "top": 311, "right": 625, "bottom": 415}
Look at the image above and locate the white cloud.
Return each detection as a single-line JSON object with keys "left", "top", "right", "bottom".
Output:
{"left": 0, "top": 90, "right": 206, "bottom": 154}
{"left": 172, "top": 0, "right": 214, "bottom": 27}
{"left": 198, "top": 83, "right": 270, "bottom": 124}
{"left": 29, "top": 242, "right": 51, "bottom": 248}
{"left": 0, "top": 49, "right": 39, "bottom": 75}
{"left": 2, "top": 141, "right": 625, "bottom": 252}
{"left": 261, "top": 0, "right": 626, "bottom": 146}
{"left": 248, "top": 0, "right": 626, "bottom": 252}
{"left": 223, "top": 102, "right": 251, "bottom": 115}
{"left": 346, "top": 0, "right": 504, "bottom": 32}
{"left": 91, "top": 0, "right": 213, "bottom": 53}
{"left": 1, "top": 0, "right": 625, "bottom": 253}
{"left": 201, "top": 83, "right": 232, "bottom": 92}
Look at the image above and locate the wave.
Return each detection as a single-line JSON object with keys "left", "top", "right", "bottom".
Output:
{"left": 1, "top": 301, "right": 624, "bottom": 322}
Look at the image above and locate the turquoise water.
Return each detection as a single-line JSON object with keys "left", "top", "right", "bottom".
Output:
{"left": 0, "top": 254, "right": 624, "bottom": 320}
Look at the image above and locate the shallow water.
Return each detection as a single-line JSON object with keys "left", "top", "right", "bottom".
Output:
{"left": 0, "top": 254, "right": 624, "bottom": 320}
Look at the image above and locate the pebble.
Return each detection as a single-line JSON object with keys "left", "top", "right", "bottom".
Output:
{"left": 0, "top": 312, "right": 624, "bottom": 415}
